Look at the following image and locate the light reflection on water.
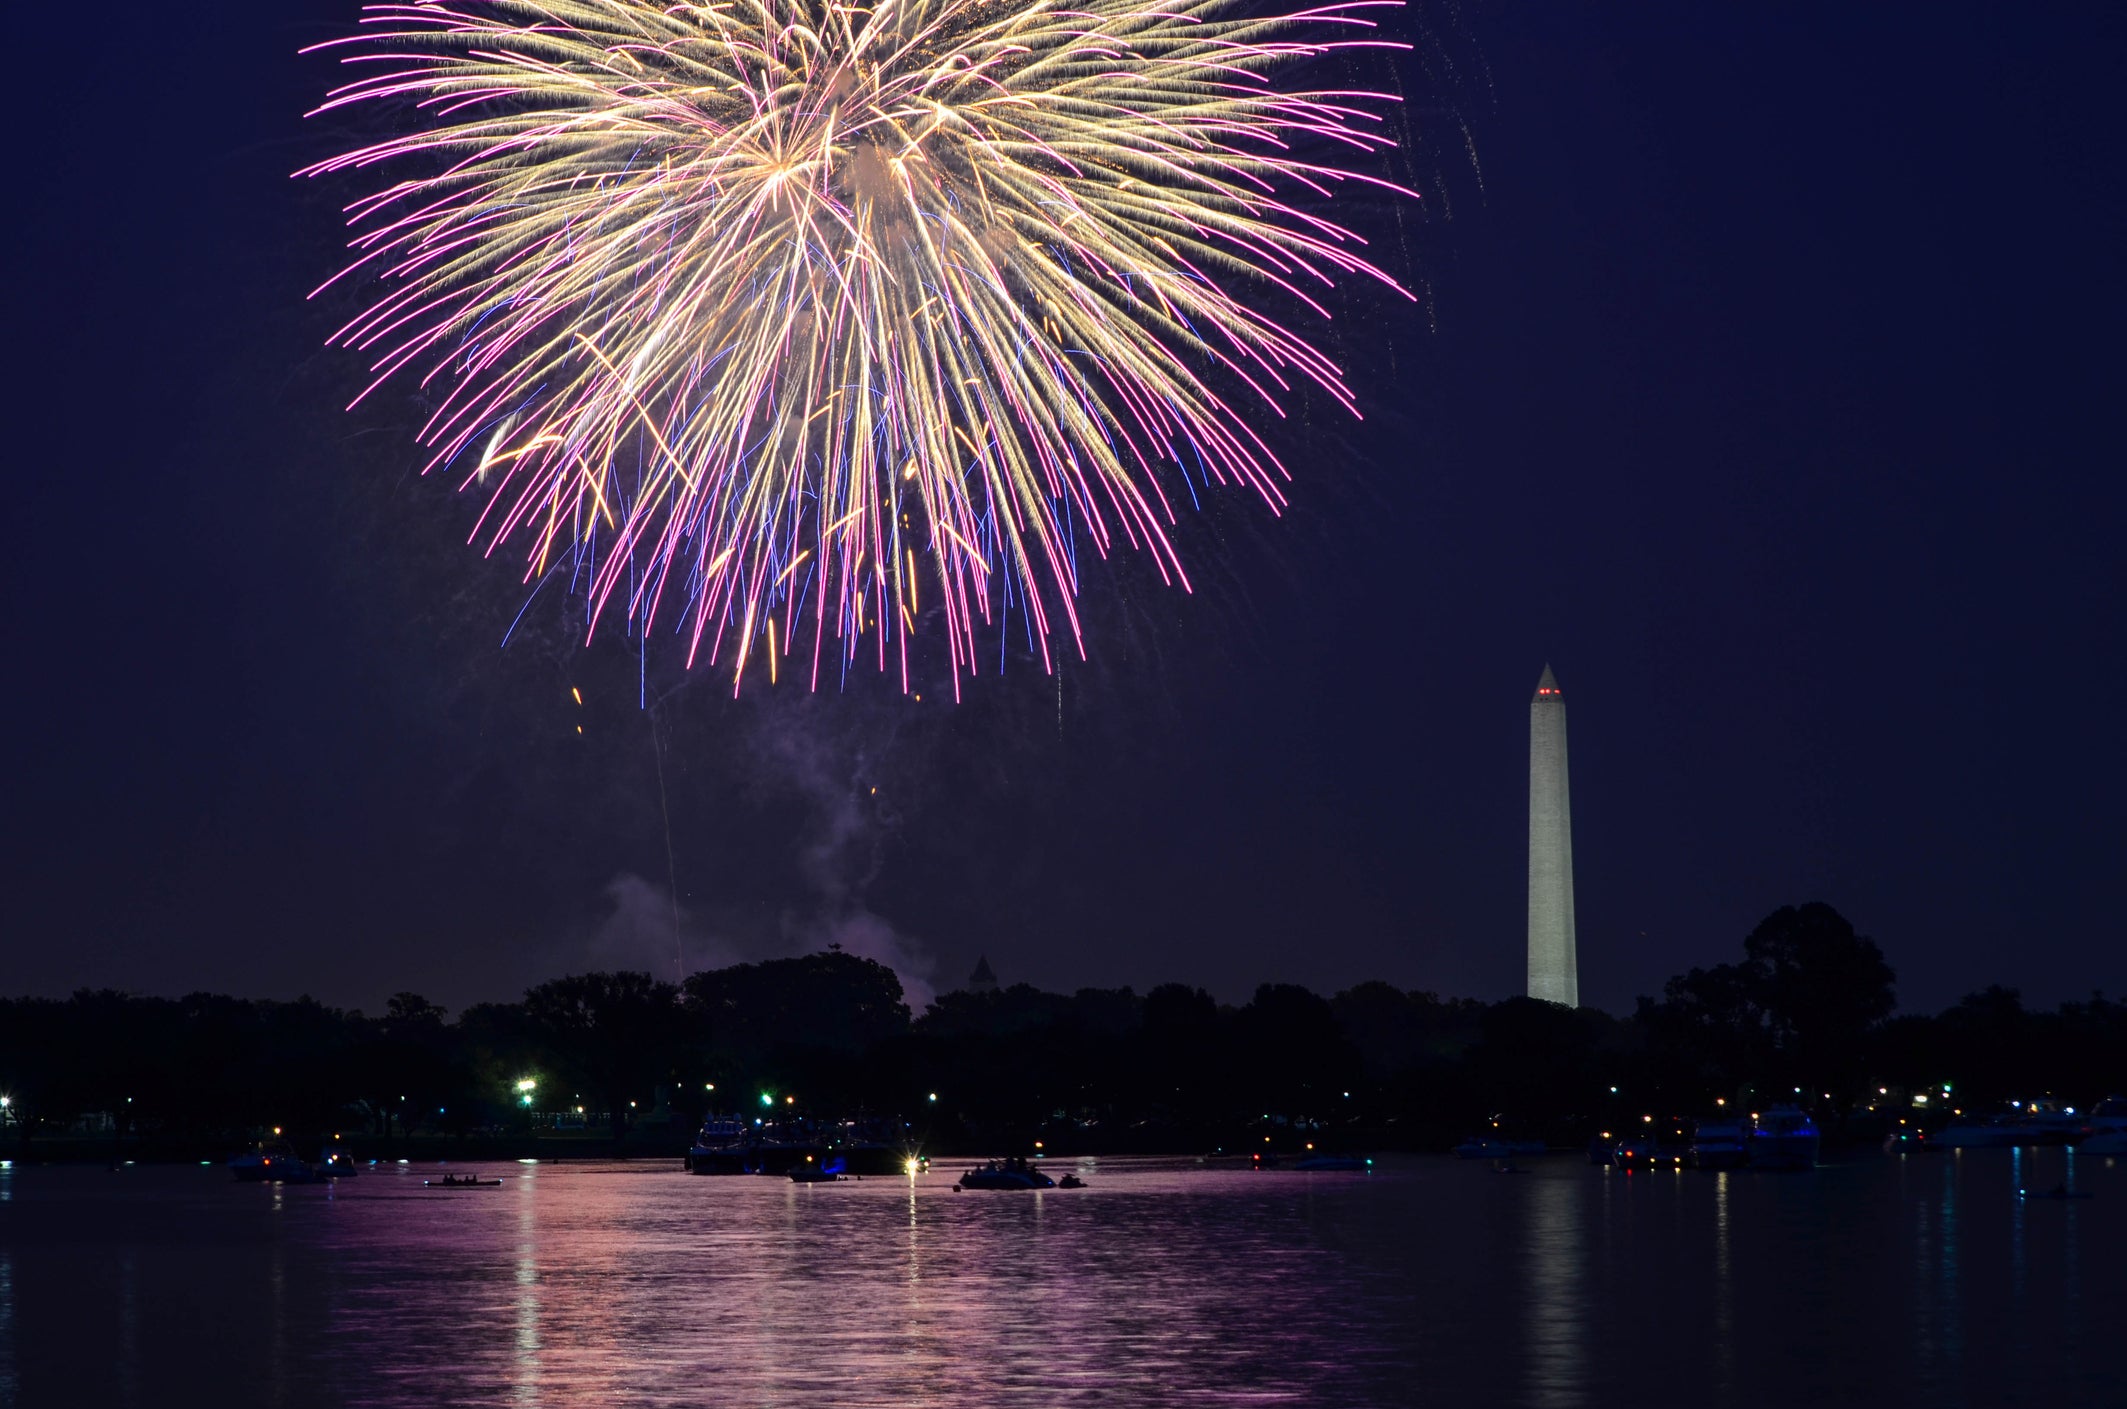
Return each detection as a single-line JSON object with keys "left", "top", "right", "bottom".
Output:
{"left": 0, "top": 1152, "right": 2123, "bottom": 1407}
{"left": 1523, "top": 1172, "right": 1583, "bottom": 1407}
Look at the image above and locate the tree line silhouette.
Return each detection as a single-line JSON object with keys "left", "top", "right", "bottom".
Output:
{"left": 2, "top": 903, "right": 2119, "bottom": 1158}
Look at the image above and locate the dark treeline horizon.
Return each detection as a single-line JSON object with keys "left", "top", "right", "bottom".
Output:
{"left": 4, "top": 903, "right": 2121, "bottom": 1158}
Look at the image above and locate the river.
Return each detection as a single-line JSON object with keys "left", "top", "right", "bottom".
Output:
{"left": 1, "top": 1148, "right": 2120, "bottom": 1406}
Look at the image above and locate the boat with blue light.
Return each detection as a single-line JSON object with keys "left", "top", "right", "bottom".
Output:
{"left": 1748, "top": 1106, "right": 1819, "bottom": 1170}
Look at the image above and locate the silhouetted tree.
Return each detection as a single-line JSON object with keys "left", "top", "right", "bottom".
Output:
{"left": 684, "top": 950, "right": 910, "bottom": 1058}
{"left": 1635, "top": 962, "right": 1768, "bottom": 1105}
{"left": 523, "top": 972, "right": 682, "bottom": 1144}
{"left": 1742, "top": 903, "right": 1895, "bottom": 1110}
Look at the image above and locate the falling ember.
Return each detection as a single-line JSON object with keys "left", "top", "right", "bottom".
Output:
{"left": 300, "top": 0, "right": 1416, "bottom": 694}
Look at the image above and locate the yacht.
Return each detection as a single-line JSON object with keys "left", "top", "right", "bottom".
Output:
{"left": 1930, "top": 1115, "right": 2018, "bottom": 1148}
{"left": 825, "top": 1117, "right": 919, "bottom": 1176}
{"left": 1933, "top": 1101, "right": 2084, "bottom": 1149}
{"left": 686, "top": 1116, "right": 823, "bottom": 1175}
{"left": 2010, "top": 1099, "right": 2084, "bottom": 1145}
{"left": 1747, "top": 1106, "right": 1819, "bottom": 1171}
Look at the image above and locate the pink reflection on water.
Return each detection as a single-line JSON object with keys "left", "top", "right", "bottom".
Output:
{"left": 311, "top": 1158, "right": 1373, "bottom": 1406}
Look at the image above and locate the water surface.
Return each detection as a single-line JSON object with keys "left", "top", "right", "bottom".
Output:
{"left": 2, "top": 1149, "right": 2121, "bottom": 1406}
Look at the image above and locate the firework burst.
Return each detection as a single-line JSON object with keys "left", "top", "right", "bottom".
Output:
{"left": 302, "top": 0, "right": 1413, "bottom": 694}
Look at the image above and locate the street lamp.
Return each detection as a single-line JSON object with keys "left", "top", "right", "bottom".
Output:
{"left": 515, "top": 1076, "right": 539, "bottom": 1109}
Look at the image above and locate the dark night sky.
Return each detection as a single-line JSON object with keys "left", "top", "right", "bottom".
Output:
{"left": 6, "top": 3, "right": 2123, "bottom": 1017}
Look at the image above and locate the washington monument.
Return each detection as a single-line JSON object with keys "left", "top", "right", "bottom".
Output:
{"left": 1527, "top": 664, "right": 1579, "bottom": 1005}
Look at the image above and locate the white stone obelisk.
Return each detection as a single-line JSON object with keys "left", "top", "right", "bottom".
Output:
{"left": 1527, "top": 664, "right": 1579, "bottom": 1006}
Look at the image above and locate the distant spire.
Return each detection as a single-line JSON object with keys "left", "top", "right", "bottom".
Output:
{"left": 1534, "top": 663, "right": 1562, "bottom": 701}
{"left": 968, "top": 955, "right": 998, "bottom": 994}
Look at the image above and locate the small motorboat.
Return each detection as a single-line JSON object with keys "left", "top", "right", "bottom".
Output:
{"left": 1056, "top": 1174, "right": 1086, "bottom": 1189}
{"left": 955, "top": 1158, "right": 1055, "bottom": 1191}
{"left": 1291, "top": 1154, "right": 1371, "bottom": 1172}
{"left": 424, "top": 1175, "right": 502, "bottom": 1188}
{"left": 790, "top": 1156, "right": 847, "bottom": 1184}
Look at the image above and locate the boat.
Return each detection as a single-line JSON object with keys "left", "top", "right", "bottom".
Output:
{"left": 1586, "top": 1133, "right": 1618, "bottom": 1166}
{"left": 2019, "top": 1184, "right": 2093, "bottom": 1200}
{"left": 1056, "top": 1174, "right": 1086, "bottom": 1189}
{"left": 1291, "top": 1154, "right": 1371, "bottom": 1172}
{"left": 824, "top": 1118, "right": 920, "bottom": 1176}
{"left": 2073, "top": 1095, "right": 2127, "bottom": 1154}
{"left": 1612, "top": 1132, "right": 1685, "bottom": 1171}
{"left": 1882, "top": 1124, "right": 1928, "bottom": 1154}
{"left": 1748, "top": 1106, "right": 1819, "bottom": 1171}
{"left": 789, "top": 1155, "right": 847, "bottom": 1183}
{"left": 2008, "top": 1099, "right": 2084, "bottom": 1145}
{"left": 319, "top": 1149, "right": 362, "bottom": 1178}
{"left": 686, "top": 1116, "right": 824, "bottom": 1176}
{"left": 955, "top": 1158, "right": 1055, "bottom": 1191}
{"left": 229, "top": 1139, "right": 322, "bottom": 1184}
{"left": 423, "top": 1175, "right": 502, "bottom": 1188}
{"left": 1930, "top": 1116, "right": 2019, "bottom": 1149}
{"left": 1689, "top": 1120, "right": 1750, "bottom": 1170}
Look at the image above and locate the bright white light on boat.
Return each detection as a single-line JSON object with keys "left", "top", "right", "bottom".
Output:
{"left": 905, "top": 1159, "right": 921, "bottom": 1176}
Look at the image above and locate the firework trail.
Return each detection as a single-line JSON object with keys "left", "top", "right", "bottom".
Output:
{"left": 302, "top": 0, "right": 1413, "bottom": 695}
